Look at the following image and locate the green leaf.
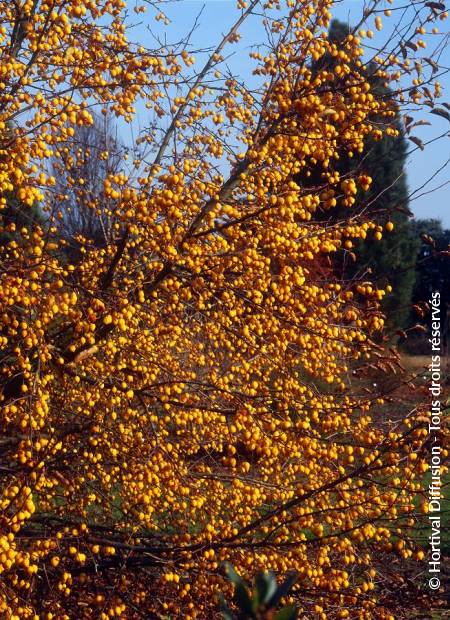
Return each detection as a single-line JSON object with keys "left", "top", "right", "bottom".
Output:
{"left": 267, "top": 573, "right": 298, "bottom": 609}
{"left": 223, "top": 562, "right": 245, "bottom": 586}
{"left": 219, "top": 594, "right": 235, "bottom": 620}
{"left": 255, "top": 571, "right": 277, "bottom": 605}
{"left": 274, "top": 605, "right": 298, "bottom": 620}
{"left": 234, "top": 582, "right": 255, "bottom": 617}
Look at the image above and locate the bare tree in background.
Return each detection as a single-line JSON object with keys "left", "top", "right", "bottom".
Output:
{"left": 50, "top": 111, "right": 125, "bottom": 254}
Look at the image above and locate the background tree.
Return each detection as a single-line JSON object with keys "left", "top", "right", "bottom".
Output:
{"left": 0, "top": 124, "right": 44, "bottom": 245}
{"left": 400, "top": 218, "right": 450, "bottom": 354}
{"left": 294, "top": 19, "right": 420, "bottom": 332}
{"left": 0, "top": 189, "right": 43, "bottom": 244}
{"left": 413, "top": 218, "right": 450, "bottom": 310}
{"left": 50, "top": 112, "right": 126, "bottom": 259}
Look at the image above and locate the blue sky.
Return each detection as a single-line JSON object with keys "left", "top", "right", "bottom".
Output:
{"left": 125, "top": 0, "right": 450, "bottom": 226}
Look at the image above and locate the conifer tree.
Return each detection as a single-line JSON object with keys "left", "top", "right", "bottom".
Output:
{"left": 0, "top": 126, "right": 44, "bottom": 245}
{"left": 294, "top": 20, "right": 420, "bottom": 331}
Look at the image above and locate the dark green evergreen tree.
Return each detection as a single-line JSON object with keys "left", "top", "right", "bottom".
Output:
{"left": 413, "top": 219, "right": 450, "bottom": 321}
{"left": 349, "top": 129, "right": 419, "bottom": 331}
{"left": 396, "top": 219, "right": 450, "bottom": 354}
{"left": 294, "top": 19, "right": 420, "bottom": 332}
{"left": 0, "top": 190, "right": 44, "bottom": 246}
{"left": 0, "top": 124, "right": 44, "bottom": 246}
